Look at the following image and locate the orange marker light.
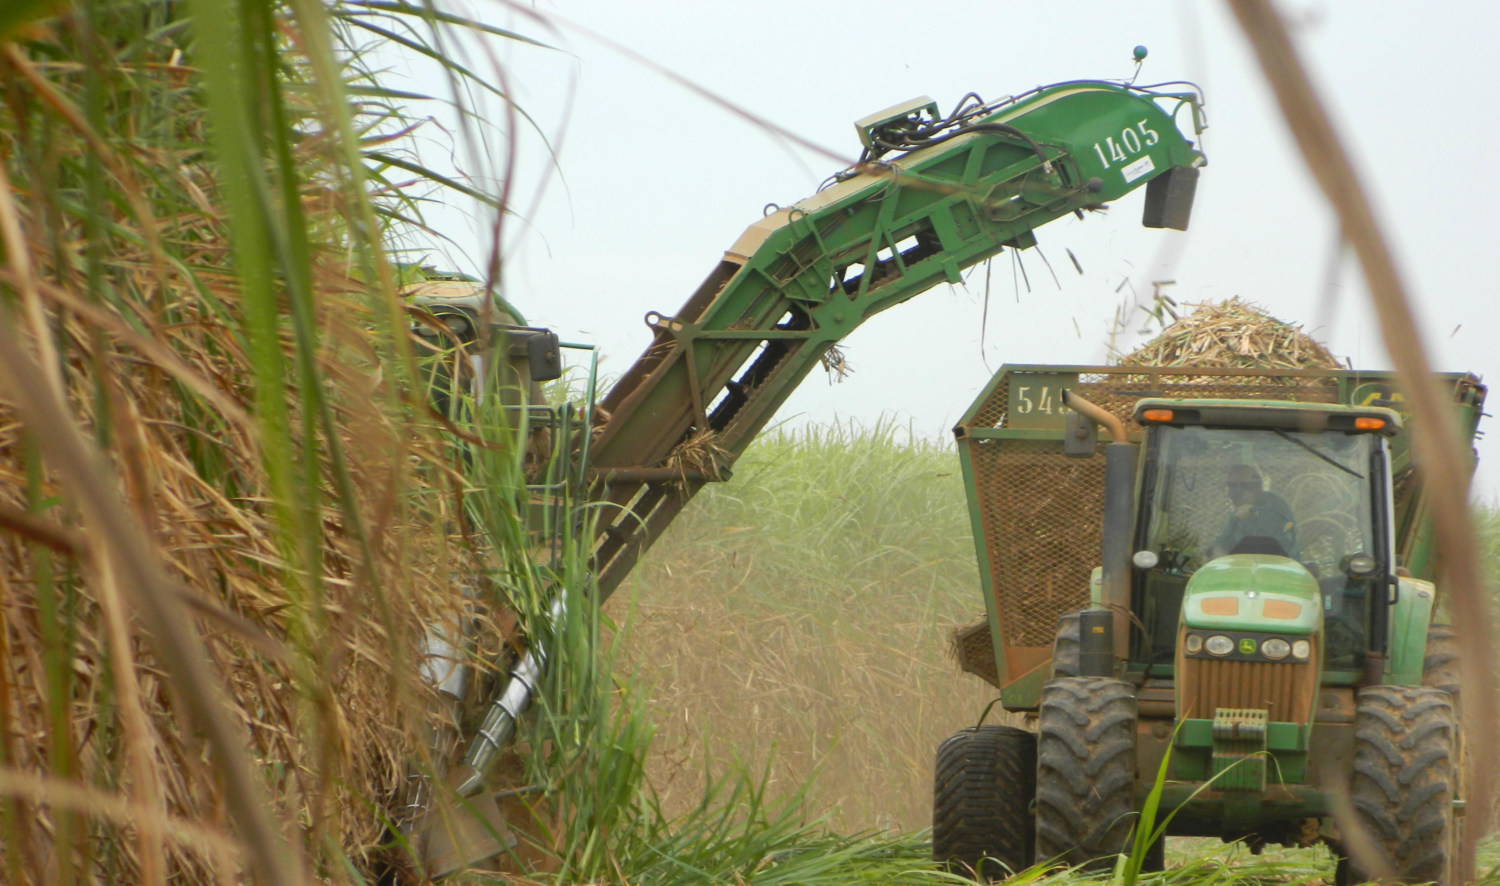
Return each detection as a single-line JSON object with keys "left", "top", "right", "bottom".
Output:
{"left": 1141, "top": 409, "right": 1174, "bottom": 422}
{"left": 1354, "top": 417, "right": 1386, "bottom": 431}
{"left": 1200, "top": 597, "right": 1239, "bottom": 616}
{"left": 1263, "top": 599, "right": 1302, "bottom": 620}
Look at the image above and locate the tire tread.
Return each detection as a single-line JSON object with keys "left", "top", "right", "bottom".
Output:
{"left": 933, "top": 725, "right": 1036, "bottom": 879}
{"left": 1344, "top": 684, "right": 1453, "bottom": 885}
{"left": 1035, "top": 676, "right": 1138, "bottom": 870}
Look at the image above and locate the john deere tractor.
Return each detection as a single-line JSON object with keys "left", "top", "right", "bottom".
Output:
{"left": 937, "top": 365, "right": 1484, "bottom": 884}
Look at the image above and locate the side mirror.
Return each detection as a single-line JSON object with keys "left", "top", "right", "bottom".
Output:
{"left": 1063, "top": 410, "right": 1099, "bottom": 457}
{"left": 525, "top": 330, "right": 562, "bottom": 382}
{"left": 501, "top": 327, "right": 563, "bottom": 382}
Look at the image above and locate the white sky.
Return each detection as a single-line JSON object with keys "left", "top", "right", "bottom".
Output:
{"left": 388, "top": 1, "right": 1500, "bottom": 499}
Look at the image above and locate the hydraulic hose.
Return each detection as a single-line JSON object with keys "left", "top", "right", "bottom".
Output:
{"left": 875, "top": 122, "right": 1055, "bottom": 173}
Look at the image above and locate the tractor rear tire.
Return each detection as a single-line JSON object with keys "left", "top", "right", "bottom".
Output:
{"left": 1423, "top": 623, "right": 1459, "bottom": 696}
{"left": 1423, "top": 623, "right": 1470, "bottom": 885}
{"left": 1337, "top": 684, "right": 1455, "bottom": 885}
{"left": 1035, "top": 676, "right": 1138, "bottom": 870}
{"left": 1051, "top": 610, "right": 1081, "bottom": 679}
{"left": 932, "top": 725, "right": 1036, "bottom": 879}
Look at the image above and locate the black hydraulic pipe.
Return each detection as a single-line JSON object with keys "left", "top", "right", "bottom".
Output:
{"left": 1063, "top": 390, "right": 1137, "bottom": 664}
{"left": 1365, "top": 448, "right": 1393, "bottom": 685}
{"left": 1100, "top": 441, "right": 1139, "bottom": 662}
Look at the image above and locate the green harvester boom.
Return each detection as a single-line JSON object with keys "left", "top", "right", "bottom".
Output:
{"left": 587, "top": 81, "right": 1207, "bottom": 598}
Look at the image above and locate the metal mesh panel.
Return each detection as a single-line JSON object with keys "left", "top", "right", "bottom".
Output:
{"left": 969, "top": 378, "right": 1009, "bottom": 429}
{"left": 970, "top": 437, "right": 1106, "bottom": 647}
{"left": 965, "top": 366, "right": 1343, "bottom": 661}
{"left": 1074, "top": 372, "right": 1339, "bottom": 417}
{"left": 966, "top": 367, "right": 1340, "bottom": 432}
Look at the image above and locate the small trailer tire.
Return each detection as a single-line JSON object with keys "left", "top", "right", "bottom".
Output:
{"left": 932, "top": 725, "right": 1036, "bottom": 879}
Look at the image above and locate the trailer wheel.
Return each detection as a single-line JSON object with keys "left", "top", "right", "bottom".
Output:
{"left": 1051, "top": 610, "right": 1081, "bottom": 679}
{"left": 932, "top": 725, "right": 1036, "bottom": 879}
{"left": 1336, "top": 685, "right": 1455, "bottom": 886}
{"left": 1035, "top": 676, "right": 1138, "bottom": 870}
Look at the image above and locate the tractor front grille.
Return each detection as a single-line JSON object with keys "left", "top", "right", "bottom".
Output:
{"left": 1175, "top": 644, "right": 1319, "bottom": 724}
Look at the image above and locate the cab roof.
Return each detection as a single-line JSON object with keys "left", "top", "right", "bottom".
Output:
{"left": 1131, "top": 398, "right": 1403, "bottom": 436}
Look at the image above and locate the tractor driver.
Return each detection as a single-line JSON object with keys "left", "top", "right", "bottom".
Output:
{"left": 1209, "top": 464, "right": 1298, "bottom": 559}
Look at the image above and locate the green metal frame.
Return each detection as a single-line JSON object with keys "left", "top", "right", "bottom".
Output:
{"left": 1175, "top": 718, "right": 1310, "bottom": 773}
{"left": 1386, "top": 576, "right": 1437, "bottom": 686}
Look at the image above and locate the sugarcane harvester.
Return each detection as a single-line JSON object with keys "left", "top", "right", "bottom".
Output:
{"left": 406, "top": 73, "right": 1208, "bottom": 862}
{"left": 937, "top": 365, "right": 1485, "bottom": 883}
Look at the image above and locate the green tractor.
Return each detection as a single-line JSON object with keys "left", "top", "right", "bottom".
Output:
{"left": 936, "top": 365, "right": 1484, "bottom": 883}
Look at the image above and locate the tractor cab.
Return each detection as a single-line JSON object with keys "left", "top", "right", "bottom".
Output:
{"left": 1127, "top": 399, "right": 1401, "bottom": 681}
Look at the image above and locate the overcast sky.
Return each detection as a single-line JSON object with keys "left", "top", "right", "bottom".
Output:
{"left": 391, "top": 1, "right": 1500, "bottom": 498}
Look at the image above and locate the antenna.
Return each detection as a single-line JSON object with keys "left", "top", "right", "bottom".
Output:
{"left": 1129, "top": 45, "right": 1148, "bottom": 85}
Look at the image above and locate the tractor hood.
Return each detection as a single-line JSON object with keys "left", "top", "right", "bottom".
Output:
{"left": 1181, "top": 555, "right": 1321, "bottom": 635}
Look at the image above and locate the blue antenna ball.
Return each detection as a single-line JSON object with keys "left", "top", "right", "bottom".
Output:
{"left": 1133, "top": 45, "right": 1149, "bottom": 61}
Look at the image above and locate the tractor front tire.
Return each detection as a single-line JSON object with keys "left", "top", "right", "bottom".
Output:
{"left": 932, "top": 725, "right": 1036, "bottom": 879}
{"left": 1035, "top": 676, "right": 1138, "bottom": 870}
{"left": 1337, "top": 684, "right": 1455, "bottom": 886}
